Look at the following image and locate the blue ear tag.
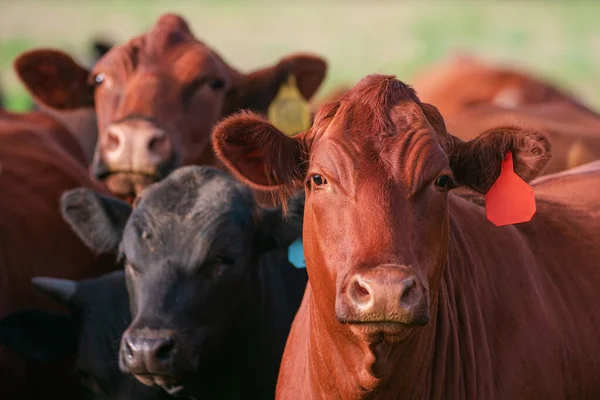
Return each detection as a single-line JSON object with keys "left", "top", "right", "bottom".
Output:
{"left": 287, "top": 237, "right": 306, "bottom": 269}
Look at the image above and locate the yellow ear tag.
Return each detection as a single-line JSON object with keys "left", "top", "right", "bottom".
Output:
{"left": 267, "top": 74, "right": 311, "bottom": 136}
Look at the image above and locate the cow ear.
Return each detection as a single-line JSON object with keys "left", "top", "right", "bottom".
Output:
{"left": 91, "top": 38, "right": 113, "bottom": 61}
{"left": 448, "top": 126, "right": 552, "bottom": 193}
{"left": 14, "top": 49, "right": 95, "bottom": 110}
{"left": 255, "top": 191, "right": 304, "bottom": 255}
{"left": 0, "top": 310, "right": 77, "bottom": 363}
{"left": 233, "top": 53, "right": 327, "bottom": 112}
{"left": 61, "top": 188, "right": 132, "bottom": 254}
{"left": 212, "top": 111, "right": 307, "bottom": 193}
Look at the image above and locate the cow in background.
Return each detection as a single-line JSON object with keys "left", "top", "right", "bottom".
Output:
{"left": 411, "top": 54, "right": 600, "bottom": 173}
{"left": 61, "top": 166, "right": 308, "bottom": 399}
{"left": 0, "top": 271, "right": 172, "bottom": 400}
{"left": 0, "top": 109, "right": 118, "bottom": 399}
{"left": 15, "top": 13, "right": 327, "bottom": 204}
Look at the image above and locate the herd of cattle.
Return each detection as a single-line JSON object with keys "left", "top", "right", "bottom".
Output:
{"left": 1, "top": 12, "right": 600, "bottom": 400}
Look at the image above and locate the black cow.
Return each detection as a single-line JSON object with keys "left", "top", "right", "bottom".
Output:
{"left": 0, "top": 271, "right": 172, "bottom": 400}
{"left": 60, "top": 165, "right": 308, "bottom": 399}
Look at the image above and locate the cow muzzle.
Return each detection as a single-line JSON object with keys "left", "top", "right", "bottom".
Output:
{"left": 94, "top": 119, "right": 179, "bottom": 199}
{"left": 120, "top": 328, "right": 187, "bottom": 390}
{"left": 336, "top": 264, "right": 430, "bottom": 341}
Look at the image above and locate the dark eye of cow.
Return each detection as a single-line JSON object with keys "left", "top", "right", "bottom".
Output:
{"left": 209, "top": 79, "right": 225, "bottom": 90}
{"left": 211, "top": 257, "right": 235, "bottom": 280}
{"left": 435, "top": 175, "right": 450, "bottom": 190}
{"left": 312, "top": 174, "right": 327, "bottom": 186}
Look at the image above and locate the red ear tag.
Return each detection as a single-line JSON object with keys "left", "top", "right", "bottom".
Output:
{"left": 485, "top": 152, "right": 536, "bottom": 226}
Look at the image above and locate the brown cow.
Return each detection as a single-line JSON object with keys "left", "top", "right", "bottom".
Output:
{"left": 15, "top": 13, "right": 327, "bottom": 203}
{"left": 0, "top": 109, "right": 118, "bottom": 399}
{"left": 212, "top": 74, "right": 600, "bottom": 399}
{"left": 411, "top": 54, "right": 600, "bottom": 173}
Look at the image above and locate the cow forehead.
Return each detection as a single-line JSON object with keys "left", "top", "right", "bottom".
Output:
{"left": 137, "top": 166, "right": 254, "bottom": 212}
{"left": 95, "top": 35, "right": 226, "bottom": 83}
{"left": 121, "top": 168, "right": 256, "bottom": 264}
{"left": 313, "top": 75, "right": 429, "bottom": 144}
{"left": 309, "top": 76, "right": 447, "bottom": 186}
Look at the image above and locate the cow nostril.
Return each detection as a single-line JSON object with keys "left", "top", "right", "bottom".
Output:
{"left": 400, "top": 278, "right": 418, "bottom": 307}
{"left": 155, "top": 337, "right": 176, "bottom": 362}
{"left": 350, "top": 279, "right": 371, "bottom": 307}
{"left": 148, "top": 135, "right": 166, "bottom": 152}
{"left": 148, "top": 137, "right": 159, "bottom": 151}
{"left": 124, "top": 339, "right": 135, "bottom": 362}
{"left": 106, "top": 132, "right": 120, "bottom": 151}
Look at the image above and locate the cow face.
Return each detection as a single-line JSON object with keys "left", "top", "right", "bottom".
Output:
{"left": 212, "top": 74, "right": 552, "bottom": 344}
{"left": 15, "top": 13, "right": 327, "bottom": 202}
{"left": 0, "top": 271, "right": 171, "bottom": 399}
{"left": 60, "top": 166, "right": 304, "bottom": 393}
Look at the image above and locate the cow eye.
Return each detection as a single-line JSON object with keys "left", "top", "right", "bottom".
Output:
{"left": 209, "top": 79, "right": 225, "bottom": 90}
{"left": 435, "top": 175, "right": 450, "bottom": 190}
{"left": 93, "top": 73, "right": 105, "bottom": 86}
{"left": 211, "top": 257, "right": 235, "bottom": 279}
{"left": 311, "top": 174, "right": 327, "bottom": 186}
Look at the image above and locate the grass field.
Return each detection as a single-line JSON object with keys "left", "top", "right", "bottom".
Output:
{"left": 1, "top": 0, "right": 600, "bottom": 111}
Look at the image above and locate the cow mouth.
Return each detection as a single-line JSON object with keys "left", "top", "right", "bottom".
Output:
{"left": 93, "top": 153, "right": 180, "bottom": 200}
{"left": 340, "top": 320, "right": 424, "bottom": 343}
{"left": 101, "top": 172, "right": 159, "bottom": 201}
{"left": 133, "top": 373, "right": 185, "bottom": 394}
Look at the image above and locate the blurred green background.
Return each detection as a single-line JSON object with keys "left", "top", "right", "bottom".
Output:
{"left": 1, "top": 0, "right": 600, "bottom": 111}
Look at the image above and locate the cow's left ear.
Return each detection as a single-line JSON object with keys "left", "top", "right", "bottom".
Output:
{"left": 232, "top": 53, "right": 327, "bottom": 112}
{"left": 447, "top": 125, "right": 552, "bottom": 193}
{"left": 61, "top": 188, "right": 132, "bottom": 254}
{"left": 0, "top": 310, "right": 77, "bottom": 363}
{"left": 254, "top": 191, "right": 305, "bottom": 255}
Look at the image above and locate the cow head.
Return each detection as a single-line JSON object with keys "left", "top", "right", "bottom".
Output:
{"left": 0, "top": 271, "right": 170, "bottom": 399}
{"left": 212, "top": 74, "right": 552, "bottom": 344}
{"left": 60, "top": 166, "right": 304, "bottom": 393}
{"left": 15, "top": 13, "right": 327, "bottom": 201}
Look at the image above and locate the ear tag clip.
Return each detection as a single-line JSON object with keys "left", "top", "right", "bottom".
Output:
{"left": 485, "top": 152, "right": 536, "bottom": 226}
{"left": 267, "top": 74, "right": 311, "bottom": 137}
{"left": 287, "top": 237, "right": 306, "bottom": 269}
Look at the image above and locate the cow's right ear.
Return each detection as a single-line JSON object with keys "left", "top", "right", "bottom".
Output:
{"left": 0, "top": 310, "right": 77, "bottom": 363}
{"left": 14, "top": 49, "right": 95, "bottom": 110}
{"left": 61, "top": 188, "right": 132, "bottom": 254}
{"left": 212, "top": 111, "right": 307, "bottom": 194}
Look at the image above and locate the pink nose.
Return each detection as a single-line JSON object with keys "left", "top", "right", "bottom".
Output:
{"left": 103, "top": 119, "right": 172, "bottom": 174}
{"left": 337, "top": 264, "right": 430, "bottom": 326}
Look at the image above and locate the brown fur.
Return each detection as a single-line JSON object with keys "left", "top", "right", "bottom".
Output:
{"left": 412, "top": 54, "right": 600, "bottom": 174}
{"left": 0, "top": 110, "right": 118, "bottom": 399}
{"left": 212, "top": 74, "right": 600, "bottom": 399}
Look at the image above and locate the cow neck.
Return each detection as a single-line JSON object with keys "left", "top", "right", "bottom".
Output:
{"left": 299, "top": 203, "right": 499, "bottom": 399}
{"left": 39, "top": 107, "right": 97, "bottom": 165}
